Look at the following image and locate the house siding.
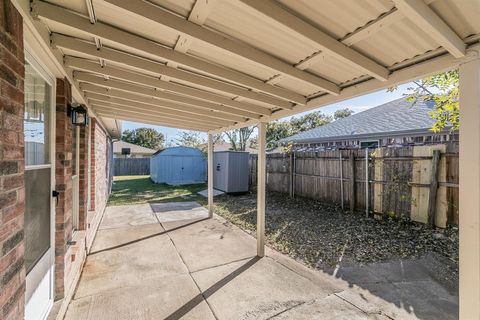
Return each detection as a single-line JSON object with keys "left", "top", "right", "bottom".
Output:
{"left": 78, "top": 124, "right": 89, "bottom": 230}
{"left": 89, "top": 118, "right": 109, "bottom": 214}
{"left": 0, "top": 3, "right": 114, "bottom": 316}
{"left": 0, "top": 2, "right": 26, "bottom": 319}
{"left": 294, "top": 132, "right": 459, "bottom": 151}
{"left": 54, "top": 77, "right": 74, "bottom": 300}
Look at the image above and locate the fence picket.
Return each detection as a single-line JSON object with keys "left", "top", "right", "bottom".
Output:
{"left": 250, "top": 144, "right": 459, "bottom": 227}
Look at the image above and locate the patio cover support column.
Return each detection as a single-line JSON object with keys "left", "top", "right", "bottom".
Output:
{"left": 459, "top": 56, "right": 480, "bottom": 319}
{"left": 257, "top": 122, "right": 266, "bottom": 257}
{"left": 208, "top": 133, "right": 214, "bottom": 218}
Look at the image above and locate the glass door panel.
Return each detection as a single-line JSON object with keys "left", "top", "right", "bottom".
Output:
{"left": 24, "top": 168, "right": 51, "bottom": 273}
{"left": 23, "top": 59, "right": 54, "bottom": 318}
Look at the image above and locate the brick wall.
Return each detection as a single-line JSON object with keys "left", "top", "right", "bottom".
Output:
{"left": 94, "top": 121, "right": 108, "bottom": 213}
{"left": 54, "top": 78, "right": 73, "bottom": 300}
{"left": 0, "top": 1, "right": 26, "bottom": 319}
{"left": 89, "top": 118, "right": 96, "bottom": 212}
{"left": 78, "top": 125, "right": 88, "bottom": 230}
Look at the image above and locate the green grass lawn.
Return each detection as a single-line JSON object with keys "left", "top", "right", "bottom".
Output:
{"left": 108, "top": 175, "right": 207, "bottom": 206}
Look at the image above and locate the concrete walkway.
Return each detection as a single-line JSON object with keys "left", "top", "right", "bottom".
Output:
{"left": 64, "top": 202, "right": 457, "bottom": 320}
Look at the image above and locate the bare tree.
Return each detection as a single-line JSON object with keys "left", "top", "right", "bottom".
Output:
{"left": 224, "top": 127, "right": 255, "bottom": 151}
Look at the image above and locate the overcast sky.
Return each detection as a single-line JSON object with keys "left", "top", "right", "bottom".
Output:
{"left": 122, "top": 82, "right": 414, "bottom": 143}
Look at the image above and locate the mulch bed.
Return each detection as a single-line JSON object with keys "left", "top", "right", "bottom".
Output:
{"left": 213, "top": 191, "right": 458, "bottom": 280}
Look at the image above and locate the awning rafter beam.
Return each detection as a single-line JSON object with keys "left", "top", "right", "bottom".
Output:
{"left": 238, "top": 0, "right": 390, "bottom": 82}
{"left": 32, "top": 0, "right": 317, "bottom": 101}
{"left": 94, "top": 110, "right": 211, "bottom": 130}
{"left": 103, "top": 0, "right": 340, "bottom": 95}
{"left": 91, "top": 104, "right": 225, "bottom": 128}
{"left": 84, "top": 92, "right": 236, "bottom": 126}
{"left": 65, "top": 56, "right": 273, "bottom": 116}
{"left": 80, "top": 83, "right": 246, "bottom": 122}
{"left": 211, "top": 43, "right": 480, "bottom": 133}
{"left": 52, "top": 34, "right": 301, "bottom": 108}
{"left": 393, "top": 0, "right": 465, "bottom": 58}
{"left": 75, "top": 73, "right": 262, "bottom": 119}
{"left": 91, "top": 104, "right": 215, "bottom": 131}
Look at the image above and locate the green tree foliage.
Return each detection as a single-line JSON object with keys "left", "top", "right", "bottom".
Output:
{"left": 121, "top": 128, "right": 164, "bottom": 149}
{"left": 290, "top": 111, "right": 332, "bottom": 133}
{"left": 266, "top": 121, "right": 292, "bottom": 149}
{"left": 266, "top": 111, "right": 332, "bottom": 150}
{"left": 405, "top": 70, "right": 459, "bottom": 132}
{"left": 334, "top": 108, "right": 354, "bottom": 120}
{"left": 224, "top": 127, "right": 255, "bottom": 151}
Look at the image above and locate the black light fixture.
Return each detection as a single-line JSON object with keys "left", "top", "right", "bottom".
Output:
{"left": 70, "top": 104, "right": 89, "bottom": 127}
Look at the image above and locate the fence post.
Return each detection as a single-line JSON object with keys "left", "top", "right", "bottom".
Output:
{"left": 289, "top": 152, "right": 293, "bottom": 198}
{"left": 340, "top": 152, "right": 344, "bottom": 211}
{"left": 365, "top": 148, "right": 369, "bottom": 218}
{"left": 349, "top": 152, "right": 356, "bottom": 213}
{"left": 292, "top": 152, "right": 296, "bottom": 198}
{"left": 373, "top": 148, "right": 384, "bottom": 219}
{"left": 428, "top": 150, "right": 441, "bottom": 227}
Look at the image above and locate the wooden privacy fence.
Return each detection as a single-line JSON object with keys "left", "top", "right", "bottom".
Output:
{"left": 249, "top": 143, "right": 459, "bottom": 228}
{"left": 114, "top": 158, "right": 150, "bottom": 176}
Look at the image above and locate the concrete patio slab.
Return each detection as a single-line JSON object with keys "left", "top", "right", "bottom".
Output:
{"left": 90, "top": 223, "right": 165, "bottom": 253}
{"left": 99, "top": 203, "right": 157, "bottom": 229}
{"left": 151, "top": 202, "right": 209, "bottom": 224}
{"left": 66, "top": 275, "right": 216, "bottom": 320}
{"left": 271, "top": 294, "right": 374, "bottom": 320}
{"left": 197, "top": 188, "right": 224, "bottom": 197}
{"left": 75, "top": 225, "right": 187, "bottom": 299}
{"left": 190, "top": 256, "right": 333, "bottom": 319}
{"left": 167, "top": 216, "right": 257, "bottom": 272}
{"left": 65, "top": 201, "right": 458, "bottom": 320}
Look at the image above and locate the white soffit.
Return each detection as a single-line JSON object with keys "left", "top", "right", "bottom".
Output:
{"left": 24, "top": 0, "right": 480, "bottom": 132}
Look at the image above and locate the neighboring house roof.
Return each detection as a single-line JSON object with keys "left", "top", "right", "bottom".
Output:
{"left": 283, "top": 98, "right": 442, "bottom": 144}
{"left": 113, "top": 140, "right": 156, "bottom": 155}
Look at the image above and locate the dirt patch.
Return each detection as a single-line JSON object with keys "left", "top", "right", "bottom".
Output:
{"left": 213, "top": 192, "right": 458, "bottom": 284}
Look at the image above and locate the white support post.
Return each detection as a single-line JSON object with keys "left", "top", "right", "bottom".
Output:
{"left": 257, "top": 122, "right": 266, "bottom": 257}
{"left": 208, "top": 133, "right": 214, "bottom": 218}
{"left": 459, "top": 56, "right": 480, "bottom": 320}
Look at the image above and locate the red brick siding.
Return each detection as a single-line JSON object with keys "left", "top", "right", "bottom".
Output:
{"left": 0, "top": 2, "right": 25, "bottom": 319}
{"left": 78, "top": 125, "right": 88, "bottom": 230}
{"left": 93, "top": 120, "right": 108, "bottom": 213}
{"left": 89, "top": 118, "right": 96, "bottom": 211}
{"left": 54, "top": 78, "right": 74, "bottom": 300}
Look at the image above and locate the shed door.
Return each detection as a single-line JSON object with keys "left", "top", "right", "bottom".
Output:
{"left": 181, "top": 157, "right": 195, "bottom": 183}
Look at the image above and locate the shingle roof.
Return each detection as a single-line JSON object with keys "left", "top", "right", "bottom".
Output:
{"left": 284, "top": 98, "right": 438, "bottom": 143}
{"left": 113, "top": 141, "right": 157, "bottom": 155}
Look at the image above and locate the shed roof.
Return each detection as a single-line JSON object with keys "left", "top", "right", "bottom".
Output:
{"left": 152, "top": 146, "right": 205, "bottom": 157}
{"left": 113, "top": 140, "right": 156, "bottom": 155}
{"left": 284, "top": 97, "right": 444, "bottom": 143}
{"left": 19, "top": 0, "right": 480, "bottom": 133}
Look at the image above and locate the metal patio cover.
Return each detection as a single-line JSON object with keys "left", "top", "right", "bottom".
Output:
{"left": 28, "top": 0, "right": 480, "bottom": 132}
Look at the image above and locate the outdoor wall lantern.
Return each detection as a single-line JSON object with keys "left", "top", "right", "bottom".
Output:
{"left": 70, "top": 104, "right": 89, "bottom": 127}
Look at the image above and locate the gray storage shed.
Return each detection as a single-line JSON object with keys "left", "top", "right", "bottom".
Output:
{"left": 213, "top": 151, "right": 249, "bottom": 193}
{"left": 150, "top": 147, "right": 206, "bottom": 185}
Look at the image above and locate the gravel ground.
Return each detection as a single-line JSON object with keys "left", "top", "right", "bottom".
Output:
{"left": 213, "top": 191, "right": 458, "bottom": 282}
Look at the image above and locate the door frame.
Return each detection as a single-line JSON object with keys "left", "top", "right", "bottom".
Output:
{"left": 24, "top": 46, "right": 56, "bottom": 320}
